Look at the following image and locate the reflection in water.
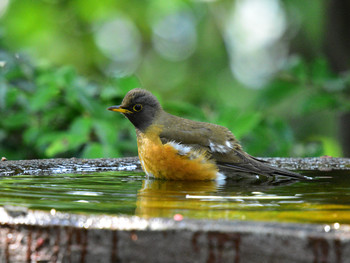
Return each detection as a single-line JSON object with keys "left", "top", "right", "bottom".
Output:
{"left": 136, "top": 179, "right": 218, "bottom": 218}
{"left": 136, "top": 172, "right": 350, "bottom": 223}
{"left": 135, "top": 176, "right": 295, "bottom": 220}
{"left": 0, "top": 171, "right": 349, "bottom": 224}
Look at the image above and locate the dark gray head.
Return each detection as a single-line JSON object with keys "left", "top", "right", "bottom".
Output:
{"left": 108, "top": 88, "right": 162, "bottom": 131}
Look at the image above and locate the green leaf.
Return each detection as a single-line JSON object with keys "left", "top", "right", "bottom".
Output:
{"left": 2, "top": 87, "right": 21, "bottom": 109}
{"left": 243, "top": 117, "right": 294, "bottom": 157}
{"left": 1, "top": 112, "right": 29, "bottom": 129}
{"left": 93, "top": 120, "right": 119, "bottom": 145}
{"left": 231, "top": 112, "right": 262, "bottom": 139}
{"left": 324, "top": 78, "right": 347, "bottom": 93}
{"left": 45, "top": 135, "right": 69, "bottom": 157}
{"left": 258, "top": 80, "right": 301, "bottom": 108}
{"left": 214, "top": 106, "right": 261, "bottom": 140}
{"left": 82, "top": 143, "right": 103, "bottom": 158}
{"left": 288, "top": 57, "right": 309, "bottom": 83}
{"left": 300, "top": 93, "right": 338, "bottom": 113}
{"left": 311, "top": 136, "right": 342, "bottom": 157}
{"left": 101, "top": 143, "right": 122, "bottom": 158}
{"left": 0, "top": 82, "right": 7, "bottom": 109}
{"left": 36, "top": 131, "right": 62, "bottom": 152}
{"left": 44, "top": 117, "right": 92, "bottom": 157}
{"left": 29, "top": 84, "right": 59, "bottom": 111}
{"left": 164, "top": 101, "right": 207, "bottom": 121}
{"left": 101, "top": 76, "right": 140, "bottom": 101}
{"left": 100, "top": 84, "right": 122, "bottom": 101}
{"left": 67, "top": 117, "right": 92, "bottom": 148}
{"left": 23, "top": 127, "right": 39, "bottom": 145}
{"left": 310, "top": 58, "right": 335, "bottom": 85}
{"left": 117, "top": 76, "right": 141, "bottom": 94}
{"left": 69, "top": 117, "right": 92, "bottom": 136}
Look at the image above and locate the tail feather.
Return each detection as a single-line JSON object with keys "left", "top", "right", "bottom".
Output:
{"left": 217, "top": 153, "right": 309, "bottom": 180}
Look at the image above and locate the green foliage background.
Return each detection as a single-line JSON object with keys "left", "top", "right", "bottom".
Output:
{"left": 0, "top": 0, "right": 349, "bottom": 160}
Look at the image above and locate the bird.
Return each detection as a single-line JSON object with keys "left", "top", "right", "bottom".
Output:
{"left": 108, "top": 88, "right": 305, "bottom": 181}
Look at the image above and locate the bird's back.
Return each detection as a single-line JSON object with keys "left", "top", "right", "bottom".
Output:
{"left": 155, "top": 111, "right": 305, "bottom": 180}
{"left": 157, "top": 111, "right": 240, "bottom": 153}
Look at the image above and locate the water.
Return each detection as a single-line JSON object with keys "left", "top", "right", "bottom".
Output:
{"left": 0, "top": 170, "right": 349, "bottom": 224}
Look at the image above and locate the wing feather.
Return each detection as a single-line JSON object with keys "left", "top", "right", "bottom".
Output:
{"left": 157, "top": 113, "right": 305, "bottom": 179}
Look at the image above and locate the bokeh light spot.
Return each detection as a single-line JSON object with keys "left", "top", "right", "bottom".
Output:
{"left": 0, "top": 0, "right": 9, "bottom": 18}
{"left": 94, "top": 16, "right": 141, "bottom": 77}
{"left": 152, "top": 11, "right": 197, "bottom": 62}
{"left": 225, "top": 0, "right": 289, "bottom": 88}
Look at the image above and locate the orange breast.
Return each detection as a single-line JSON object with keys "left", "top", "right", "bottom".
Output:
{"left": 137, "top": 126, "right": 219, "bottom": 180}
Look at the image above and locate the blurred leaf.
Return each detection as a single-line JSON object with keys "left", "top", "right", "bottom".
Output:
{"left": 231, "top": 112, "right": 262, "bottom": 139}
{"left": 1, "top": 112, "right": 28, "bottom": 129}
{"left": 29, "top": 84, "right": 60, "bottom": 111}
{"left": 117, "top": 76, "right": 141, "bottom": 94}
{"left": 45, "top": 135, "right": 68, "bottom": 157}
{"left": 82, "top": 143, "right": 103, "bottom": 158}
{"left": 300, "top": 93, "right": 338, "bottom": 114}
{"left": 287, "top": 57, "right": 309, "bottom": 83}
{"left": 164, "top": 101, "right": 207, "bottom": 121}
{"left": 45, "top": 117, "right": 92, "bottom": 157}
{"left": 93, "top": 119, "right": 119, "bottom": 145}
{"left": 67, "top": 117, "right": 92, "bottom": 148}
{"left": 100, "top": 84, "right": 122, "bottom": 101}
{"left": 36, "top": 131, "right": 62, "bottom": 149}
{"left": 41, "top": 105, "right": 69, "bottom": 128}
{"left": 244, "top": 117, "right": 294, "bottom": 157}
{"left": 311, "top": 136, "right": 342, "bottom": 157}
{"left": 72, "top": 0, "right": 116, "bottom": 22}
{"left": 69, "top": 116, "right": 92, "bottom": 135}
{"left": 23, "top": 127, "right": 39, "bottom": 145}
{"left": 102, "top": 143, "right": 123, "bottom": 158}
{"left": 218, "top": 110, "right": 262, "bottom": 140}
{"left": 2, "top": 87, "right": 20, "bottom": 108}
{"left": 100, "top": 76, "right": 140, "bottom": 101}
{"left": 310, "top": 58, "right": 335, "bottom": 85}
{"left": 324, "top": 78, "right": 347, "bottom": 92}
{"left": 258, "top": 80, "right": 301, "bottom": 108}
{"left": 0, "top": 82, "right": 7, "bottom": 109}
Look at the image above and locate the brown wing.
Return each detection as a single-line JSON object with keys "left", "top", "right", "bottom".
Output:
{"left": 158, "top": 112, "right": 241, "bottom": 154}
{"left": 158, "top": 112, "right": 306, "bottom": 179}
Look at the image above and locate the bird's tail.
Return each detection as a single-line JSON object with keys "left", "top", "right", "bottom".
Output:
{"left": 218, "top": 153, "right": 310, "bottom": 180}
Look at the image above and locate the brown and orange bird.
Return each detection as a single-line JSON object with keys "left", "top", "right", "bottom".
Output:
{"left": 108, "top": 88, "right": 305, "bottom": 181}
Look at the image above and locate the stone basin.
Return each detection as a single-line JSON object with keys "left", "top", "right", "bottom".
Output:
{"left": 0, "top": 157, "right": 349, "bottom": 263}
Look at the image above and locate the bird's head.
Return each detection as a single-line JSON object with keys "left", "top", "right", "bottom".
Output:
{"left": 108, "top": 88, "right": 162, "bottom": 131}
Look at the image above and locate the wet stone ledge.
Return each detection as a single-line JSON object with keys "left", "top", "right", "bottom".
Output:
{"left": 0, "top": 157, "right": 349, "bottom": 176}
{"left": 0, "top": 157, "right": 142, "bottom": 176}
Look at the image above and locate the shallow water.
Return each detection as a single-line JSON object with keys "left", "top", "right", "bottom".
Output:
{"left": 0, "top": 170, "right": 349, "bottom": 224}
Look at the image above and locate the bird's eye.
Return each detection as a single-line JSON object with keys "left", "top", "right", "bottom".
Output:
{"left": 133, "top": 104, "right": 143, "bottom": 112}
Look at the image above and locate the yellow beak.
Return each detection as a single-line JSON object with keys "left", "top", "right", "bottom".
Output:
{"left": 107, "top": 105, "right": 133, "bottom": 114}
